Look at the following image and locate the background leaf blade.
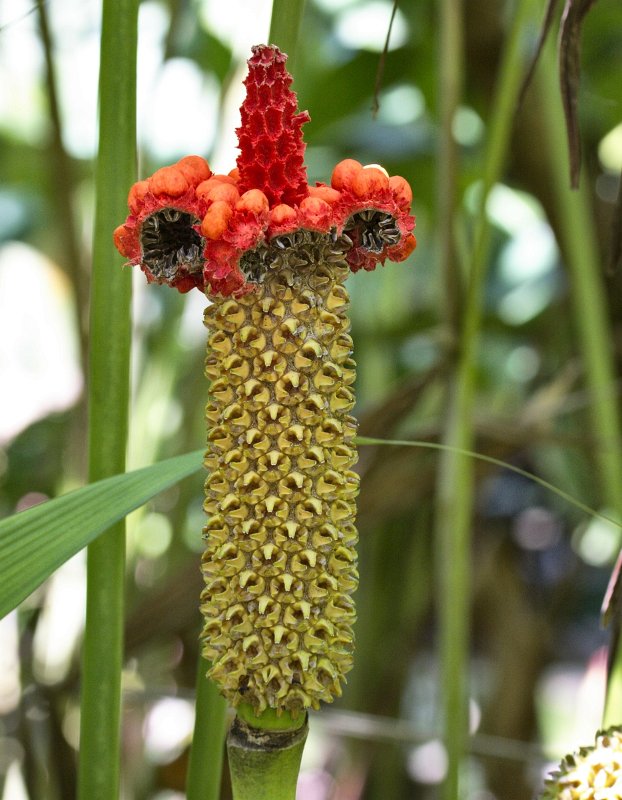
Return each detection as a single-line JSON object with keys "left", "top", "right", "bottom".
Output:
{"left": 0, "top": 449, "right": 203, "bottom": 619}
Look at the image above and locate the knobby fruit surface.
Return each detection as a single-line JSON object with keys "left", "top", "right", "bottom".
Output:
{"left": 540, "top": 727, "right": 622, "bottom": 799}
{"left": 201, "top": 232, "right": 358, "bottom": 715}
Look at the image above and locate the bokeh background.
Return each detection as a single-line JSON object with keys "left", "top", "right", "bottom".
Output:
{"left": 1, "top": 0, "right": 622, "bottom": 797}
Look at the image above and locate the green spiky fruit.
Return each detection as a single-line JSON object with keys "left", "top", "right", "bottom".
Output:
{"left": 200, "top": 231, "right": 359, "bottom": 717}
{"left": 540, "top": 727, "right": 622, "bottom": 798}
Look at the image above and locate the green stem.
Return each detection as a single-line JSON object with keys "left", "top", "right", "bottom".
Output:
{"left": 36, "top": 0, "right": 88, "bottom": 350}
{"left": 227, "top": 709, "right": 307, "bottom": 800}
{"left": 268, "top": 0, "right": 306, "bottom": 70}
{"left": 186, "top": 657, "right": 228, "bottom": 800}
{"left": 606, "top": 639, "right": 622, "bottom": 727}
{"left": 77, "top": 1, "right": 138, "bottom": 798}
{"left": 436, "top": 0, "right": 464, "bottom": 341}
{"left": 535, "top": 44, "right": 622, "bottom": 728}
{"left": 434, "top": 1, "right": 538, "bottom": 797}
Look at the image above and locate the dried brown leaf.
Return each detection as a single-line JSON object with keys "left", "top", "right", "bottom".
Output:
{"left": 609, "top": 168, "right": 622, "bottom": 273}
{"left": 601, "top": 547, "right": 622, "bottom": 629}
{"left": 372, "top": 0, "right": 400, "bottom": 117}
{"left": 518, "top": 0, "right": 561, "bottom": 107}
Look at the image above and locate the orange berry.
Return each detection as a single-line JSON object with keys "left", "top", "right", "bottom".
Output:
{"left": 196, "top": 177, "right": 223, "bottom": 194}
{"left": 299, "top": 196, "right": 332, "bottom": 229}
{"left": 228, "top": 167, "right": 240, "bottom": 182}
{"left": 197, "top": 179, "right": 240, "bottom": 205}
{"left": 352, "top": 166, "right": 389, "bottom": 198}
{"left": 176, "top": 155, "right": 212, "bottom": 185}
{"left": 236, "top": 189, "right": 269, "bottom": 215}
{"left": 308, "top": 185, "right": 341, "bottom": 204}
{"left": 390, "top": 233, "right": 417, "bottom": 262}
{"left": 149, "top": 166, "right": 189, "bottom": 197}
{"left": 331, "top": 159, "right": 362, "bottom": 191}
{"left": 388, "top": 175, "right": 413, "bottom": 210}
{"left": 128, "top": 180, "right": 149, "bottom": 215}
{"left": 113, "top": 224, "right": 130, "bottom": 256}
{"left": 211, "top": 173, "right": 237, "bottom": 185}
{"left": 201, "top": 201, "right": 233, "bottom": 239}
{"left": 270, "top": 203, "right": 298, "bottom": 227}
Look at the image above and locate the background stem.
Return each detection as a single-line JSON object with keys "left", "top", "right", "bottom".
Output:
{"left": 436, "top": 0, "right": 463, "bottom": 342}
{"left": 268, "top": 0, "right": 306, "bottom": 70}
{"left": 78, "top": 0, "right": 138, "bottom": 797}
{"left": 435, "top": 1, "right": 538, "bottom": 797}
{"left": 36, "top": 0, "right": 87, "bottom": 349}
{"left": 186, "top": 657, "right": 228, "bottom": 800}
{"left": 535, "top": 42, "right": 622, "bottom": 728}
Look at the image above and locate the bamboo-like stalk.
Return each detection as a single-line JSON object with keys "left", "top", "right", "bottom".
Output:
{"left": 436, "top": 0, "right": 464, "bottom": 341}
{"left": 228, "top": 705, "right": 308, "bottom": 800}
{"left": 435, "top": 0, "right": 465, "bottom": 787}
{"left": 186, "top": 656, "right": 228, "bottom": 800}
{"left": 36, "top": 0, "right": 87, "bottom": 349}
{"left": 434, "top": 1, "right": 539, "bottom": 797}
{"left": 78, "top": 1, "right": 138, "bottom": 797}
{"left": 534, "top": 44, "right": 622, "bottom": 728}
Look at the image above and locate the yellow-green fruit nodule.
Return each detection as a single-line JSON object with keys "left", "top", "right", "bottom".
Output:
{"left": 200, "top": 232, "right": 359, "bottom": 716}
{"left": 540, "top": 727, "right": 622, "bottom": 798}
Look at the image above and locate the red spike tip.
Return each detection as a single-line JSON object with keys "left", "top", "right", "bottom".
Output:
{"left": 236, "top": 45, "right": 310, "bottom": 208}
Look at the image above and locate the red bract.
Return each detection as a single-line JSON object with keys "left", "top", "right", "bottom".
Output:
{"left": 113, "top": 155, "right": 210, "bottom": 293}
{"left": 236, "top": 45, "right": 310, "bottom": 208}
{"left": 113, "top": 44, "right": 416, "bottom": 297}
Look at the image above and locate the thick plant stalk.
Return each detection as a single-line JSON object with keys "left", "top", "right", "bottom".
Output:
{"left": 79, "top": 0, "right": 138, "bottom": 797}
{"left": 228, "top": 705, "right": 308, "bottom": 800}
{"left": 114, "top": 45, "right": 416, "bottom": 797}
{"left": 434, "top": 0, "right": 539, "bottom": 797}
{"left": 186, "top": 656, "right": 228, "bottom": 800}
{"left": 436, "top": 0, "right": 463, "bottom": 335}
{"left": 534, "top": 42, "right": 622, "bottom": 728}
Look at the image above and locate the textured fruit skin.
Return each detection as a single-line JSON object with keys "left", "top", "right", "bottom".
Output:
{"left": 201, "top": 233, "right": 358, "bottom": 716}
{"left": 540, "top": 727, "right": 622, "bottom": 799}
